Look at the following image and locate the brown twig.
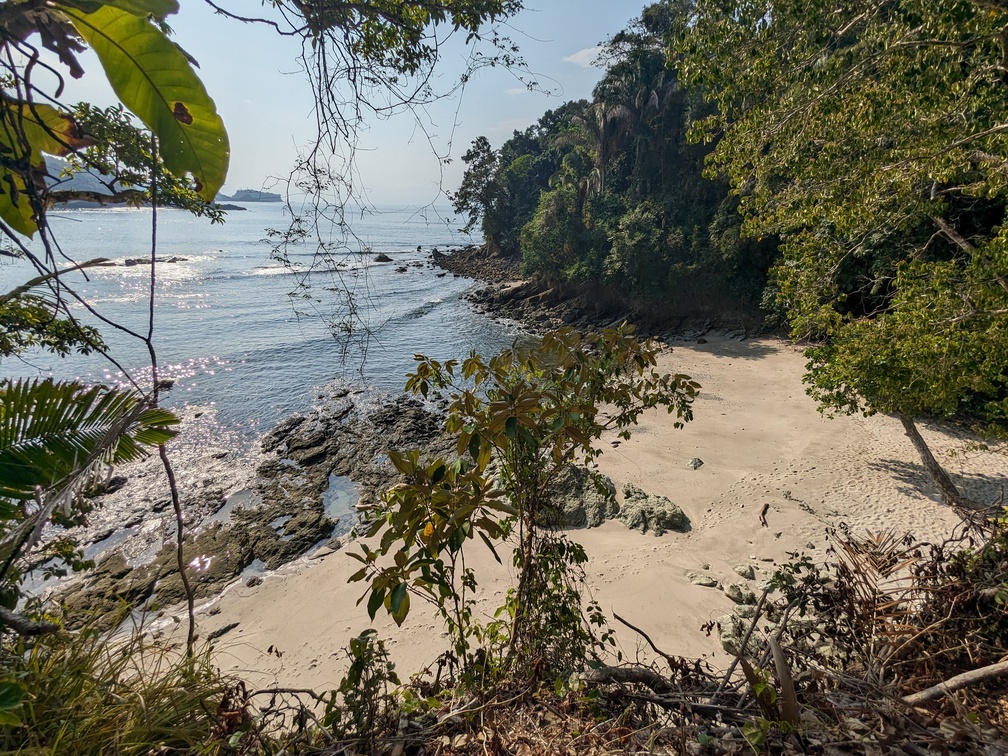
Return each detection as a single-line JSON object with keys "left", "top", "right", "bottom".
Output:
{"left": 613, "top": 611, "right": 680, "bottom": 672}
{"left": 903, "top": 659, "right": 1008, "bottom": 705}
{"left": 0, "top": 604, "right": 58, "bottom": 635}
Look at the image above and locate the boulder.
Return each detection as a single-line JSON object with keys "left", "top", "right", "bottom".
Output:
{"left": 687, "top": 571, "right": 719, "bottom": 588}
{"left": 733, "top": 564, "right": 756, "bottom": 580}
{"left": 549, "top": 465, "right": 618, "bottom": 528}
{"left": 617, "top": 483, "right": 690, "bottom": 535}
{"left": 723, "top": 581, "right": 757, "bottom": 605}
{"left": 373, "top": 253, "right": 393, "bottom": 263}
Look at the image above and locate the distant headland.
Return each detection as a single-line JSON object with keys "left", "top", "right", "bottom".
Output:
{"left": 216, "top": 189, "right": 282, "bottom": 203}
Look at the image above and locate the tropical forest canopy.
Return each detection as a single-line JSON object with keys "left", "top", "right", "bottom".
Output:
{"left": 451, "top": 4, "right": 778, "bottom": 315}
{"left": 456, "top": 0, "right": 1008, "bottom": 456}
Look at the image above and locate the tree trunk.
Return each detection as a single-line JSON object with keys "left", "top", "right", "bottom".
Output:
{"left": 894, "top": 411, "right": 977, "bottom": 511}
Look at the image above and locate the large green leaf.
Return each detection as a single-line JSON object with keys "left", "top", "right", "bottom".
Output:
{"left": 0, "top": 379, "right": 179, "bottom": 576}
{"left": 0, "top": 101, "right": 91, "bottom": 237}
{"left": 57, "top": 0, "right": 180, "bottom": 17}
{"left": 1, "top": 102, "right": 95, "bottom": 163}
{"left": 66, "top": 6, "right": 229, "bottom": 199}
{"left": 0, "top": 173, "right": 38, "bottom": 237}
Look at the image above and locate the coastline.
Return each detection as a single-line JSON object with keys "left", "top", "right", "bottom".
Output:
{"left": 170, "top": 249, "right": 1005, "bottom": 690}
{"left": 36, "top": 241, "right": 1004, "bottom": 695}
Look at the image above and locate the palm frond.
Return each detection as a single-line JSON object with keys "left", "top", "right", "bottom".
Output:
{"left": 0, "top": 378, "right": 178, "bottom": 575}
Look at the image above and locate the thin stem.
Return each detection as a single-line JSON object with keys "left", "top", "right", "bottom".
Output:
{"left": 144, "top": 133, "right": 196, "bottom": 656}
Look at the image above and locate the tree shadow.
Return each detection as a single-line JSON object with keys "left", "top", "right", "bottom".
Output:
{"left": 868, "top": 458, "right": 1006, "bottom": 509}
{"left": 671, "top": 336, "right": 782, "bottom": 361}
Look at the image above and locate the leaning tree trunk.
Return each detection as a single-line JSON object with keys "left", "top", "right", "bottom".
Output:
{"left": 894, "top": 411, "right": 977, "bottom": 511}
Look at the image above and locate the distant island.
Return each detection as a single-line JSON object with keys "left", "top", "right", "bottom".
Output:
{"left": 42, "top": 158, "right": 278, "bottom": 210}
{"left": 216, "top": 189, "right": 282, "bottom": 203}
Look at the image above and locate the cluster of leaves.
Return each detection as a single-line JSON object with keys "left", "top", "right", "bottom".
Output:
{"left": 352, "top": 326, "right": 698, "bottom": 682}
{"left": 0, "top": 0, "right": 229, "bottom": 238}
{"left": 671, "top": 0, "right": 1008, "bottom": 435}
{"left": 452, "top": 4, "right": 777, "bottom": 313}
{"left": 294, "top": 0, "right": 522, "bottom": 75}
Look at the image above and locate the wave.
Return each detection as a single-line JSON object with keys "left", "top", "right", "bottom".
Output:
{"left": 399, "top": 297, "right": 445, "bottom": 321}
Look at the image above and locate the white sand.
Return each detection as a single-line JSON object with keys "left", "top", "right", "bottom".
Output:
{"left": 186, "top": 336, "right": 1006, "bottom": 690}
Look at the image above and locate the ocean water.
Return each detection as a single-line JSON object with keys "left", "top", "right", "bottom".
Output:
{"left": 0, "top": 203, "right": 520, "bottom": 437}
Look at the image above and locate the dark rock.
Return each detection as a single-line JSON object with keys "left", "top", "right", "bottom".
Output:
{"left": 549, "top": 465, "right": 618, "bottom": 528}
{"left": 246, "top": 576, "right": 263, "bottom": 588}
{"left": 95, "top": 475, "right": 128, "bottom": 496}
{"left": 373, "top": 253, "right": 393, "bottom": 263}
{"left": 208, "top": 622, "right": 240, "bottom": 640}
{"left": 395, "top": 266, "right": 408, "bottom": 273}
{"left": 688, "top": 457, "right": 704, "bottom": 470}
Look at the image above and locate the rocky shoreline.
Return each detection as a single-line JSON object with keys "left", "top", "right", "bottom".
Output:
{"left": 433, "top": 243, "right": 765, "bottom": 340}
{"left": 51, "top": 241, "right": 739, "bottom": 626}
{"left": 55, "top": 389, "right": 454, "bottom": 625}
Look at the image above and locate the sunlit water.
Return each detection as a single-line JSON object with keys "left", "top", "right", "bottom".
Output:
{"left": 0, "top": 203, "right": 520, "bottom": 437}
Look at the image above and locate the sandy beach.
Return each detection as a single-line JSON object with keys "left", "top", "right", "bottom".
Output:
{"left": 187, "top": 335, "right": 1005, "bottom": 691}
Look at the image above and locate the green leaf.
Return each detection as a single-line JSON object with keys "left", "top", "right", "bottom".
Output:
{"left": 66, "top": 6, "right": 229, "bottom": 199}
{"left": 58, "top": 0, "right": 180, "bottom": 16}
{"left": 431, "top": 463, "right": 446, "bottom": 484}
{"left": 0, "top": 681, "right": 25, "bottom": 711}
{"left": 366, "top": 587, "right": 384, "bottom": 621}
{"left": 505, "top": 415, "right": 518, "bottom": 441}
{"left": 0, "top": 174, "right": 38, "bottom": 237}
{"left": 389, "top": 582, "right": 408, "bottom": 617}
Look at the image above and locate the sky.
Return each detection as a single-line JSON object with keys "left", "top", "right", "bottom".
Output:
{"left": 58, "top": 1, "right": 647, "bottom": 204}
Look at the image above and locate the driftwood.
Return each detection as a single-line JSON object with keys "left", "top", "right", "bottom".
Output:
{"left": 583, "top": 665, "right": 672, "bottom": 692}
{"left": 903, "top": 660, "right": 1008, "bottom": 706}
{"left": 0, "top": 605, "right": 58, "bottom": 636}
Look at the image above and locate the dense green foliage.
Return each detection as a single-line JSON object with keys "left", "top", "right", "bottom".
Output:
{"left": 452, "top": 5, "right": 776, "bottom": 313}
{"left": 673, "top": 0, "right": 1008, "bottom": 436}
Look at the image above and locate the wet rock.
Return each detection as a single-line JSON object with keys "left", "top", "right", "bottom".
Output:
{"left": 246, "top": 576, "right": 263, "bottom": 588}
{"left": 549, "top": 465, "right": 618, "bottom": 528}
{"left": 617, "top": 484, "right": 690, "bottom": 535}
{"left": 153, "top": 523, "right": 256, "bottom": 606}
{"left": 373, "top": 253, "right": 393, "bottom": 263}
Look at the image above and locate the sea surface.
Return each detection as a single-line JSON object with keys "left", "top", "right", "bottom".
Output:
{"left": 0, "top": 202, "right": 521, "bottom": 437}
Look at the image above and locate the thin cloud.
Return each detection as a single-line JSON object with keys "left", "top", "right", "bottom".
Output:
{"left": 562, "top": 45, "right": 603, "bottom": 69}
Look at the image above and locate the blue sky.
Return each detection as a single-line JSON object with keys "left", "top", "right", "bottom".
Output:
{"left": 63, "top": 2, "right": 646, "bottom": 203}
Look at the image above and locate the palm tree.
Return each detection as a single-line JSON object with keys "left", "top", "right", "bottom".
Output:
{"left": 553, "top": 100, "right": 633, "bottom": 198}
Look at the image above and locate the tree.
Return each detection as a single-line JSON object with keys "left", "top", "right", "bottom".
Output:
{"left": 673, "top": 0, "right": 1008, "bottom": 508}
{"left": 351, "top": 326, "right": 699, "bottom": 677}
